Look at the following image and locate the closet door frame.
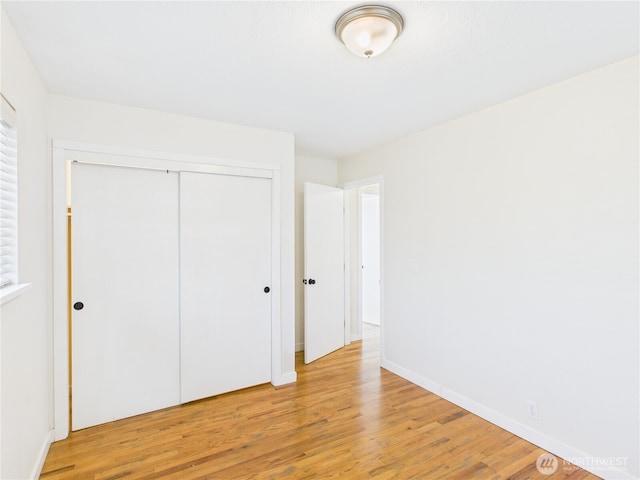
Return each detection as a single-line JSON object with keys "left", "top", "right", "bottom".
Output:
{"left": 51, "top": 140, "right": 282, "bottom": 441}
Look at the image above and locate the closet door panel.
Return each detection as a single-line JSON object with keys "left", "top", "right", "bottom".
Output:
{"left": 180, "top": 172, "right": 271, "bottom": 403}
{"left": 71, "top": 163, "right": 180, "bottom": 430}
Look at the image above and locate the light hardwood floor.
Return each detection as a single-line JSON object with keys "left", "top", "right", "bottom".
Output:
{"left": 41, "top": 331, "right": 600, "bottom": 479}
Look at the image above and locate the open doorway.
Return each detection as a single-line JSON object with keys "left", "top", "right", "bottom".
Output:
{"left": 360, "top": 185, "right": 380, "bottom": 343}
{"left": 343, "top": 178, "right": 382, "bottom": 354}
{"left": 301, "top": 178, "right": 382, "bottom": 364}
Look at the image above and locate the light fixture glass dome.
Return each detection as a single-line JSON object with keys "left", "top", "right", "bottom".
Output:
{"left": 335, "top": 5, "right": 404, "bottom": 58}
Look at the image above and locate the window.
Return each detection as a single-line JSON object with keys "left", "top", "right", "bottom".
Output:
{"left": 0, "top": 93, "right": 18, "bottom": 290}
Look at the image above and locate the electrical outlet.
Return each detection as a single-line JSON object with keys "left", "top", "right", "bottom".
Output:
{"left": 527, "top": 400, "right": 538, "bottom": 420}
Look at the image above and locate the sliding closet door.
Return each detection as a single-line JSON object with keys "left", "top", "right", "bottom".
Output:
{"left": 71, "top": 163, "right": 180, "bottom": 430}
{"left": 180, "top": 172, "right": 272, "bottom": 403}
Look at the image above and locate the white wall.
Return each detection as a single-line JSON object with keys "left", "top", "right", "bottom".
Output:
{"left": 1, "top": 10, "right": 52, "bottom": 480}
{"left": 294, "top": 155, "right": 338, "bottom": 351}
{"left": 339, "top": 56, "right": 639, "bottom": 480}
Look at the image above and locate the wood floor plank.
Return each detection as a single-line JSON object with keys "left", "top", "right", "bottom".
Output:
{"left": 40, "top": 333, "right": 602, "bottom": 480}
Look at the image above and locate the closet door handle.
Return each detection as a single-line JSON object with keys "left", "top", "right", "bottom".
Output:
{"left": 73, "top": 301, "right": 84, "bottom": 311}
{"left": 264, "top": 286, "right": 270, "bottom": 293}
{"left": 308, "top": 279, "right": 316, "bottom": 285}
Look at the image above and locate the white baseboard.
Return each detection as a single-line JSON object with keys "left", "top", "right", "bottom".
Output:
{"left": 295, "top": 342, "right": 304, "bottom": 352}
{"left": 382, "top": 358, "right": 442, "bottom": 395}
{"left": 29, "top": 430, "right": 54, "bottom": 480}
{"left": 381, "top": 358, "right": 638, "bottom": 480}
{"left": 272, "top": 370, "right": 297, "bottom": 387}
{"left": 350, "top": 333, "right": 362, "bottom": 342}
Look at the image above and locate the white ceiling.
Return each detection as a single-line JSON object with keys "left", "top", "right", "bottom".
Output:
{"left": 3, "top": 1, "right": 638, "bottom": 159}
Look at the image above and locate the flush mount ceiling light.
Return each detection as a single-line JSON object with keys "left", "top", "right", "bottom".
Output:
{"left": 335, "top": 5, "right": 404, "bottom": 58}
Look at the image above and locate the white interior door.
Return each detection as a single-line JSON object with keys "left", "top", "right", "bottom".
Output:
{"left": 71, "top": 162, "right": 180, "bottom": 430}
{"left": 304, "top": 182, "right": 345, "bottom": 364}
{"left": 180, "top": 172, "right": 272, "bottom": 403}
{"left": 361, "top": 192, "right": 380, "bottom": 325}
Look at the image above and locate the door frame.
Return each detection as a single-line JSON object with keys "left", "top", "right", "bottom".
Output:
{"left": 52, "top": 140, "right": 282, "bottom": 440}
{"left": 340, "top": 175, "right": 384, "bottom": 359}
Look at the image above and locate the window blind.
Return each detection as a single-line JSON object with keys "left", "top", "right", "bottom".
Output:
{"left": 0, "top": 94, "right": 18, "bottom": 287}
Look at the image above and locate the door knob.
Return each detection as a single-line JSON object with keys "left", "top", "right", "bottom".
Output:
{"left": 73, "top": 302, "right": 84, "bottom": 311}
{"left": 308, "top": 279, "right": 316, "bottom": 285}
{"left": 264, "top": 286, "right": 270, "bottom": 293}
